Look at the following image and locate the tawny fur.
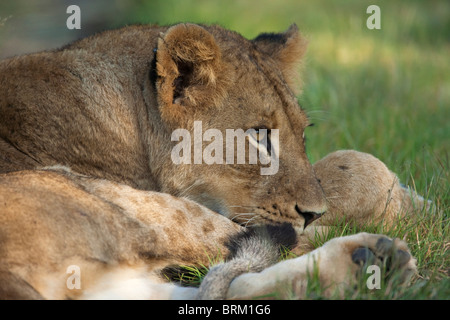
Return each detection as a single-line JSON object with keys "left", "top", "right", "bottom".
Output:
{"left": 313, "top": 150, "right": 432, "bottom": 227}
{"left": 0, "top": 23, "right": 426, "bottom": 299}
{"left": 0, "top": 23, "right": 325, "bottom": 228}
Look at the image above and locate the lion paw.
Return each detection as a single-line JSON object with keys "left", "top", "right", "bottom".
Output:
{"left": 317, "top": 233, "right": 417, "bottom": 296}
{"left": 350, "top": 235, "right": 416, "bottom": 286}
{"left": 352, "top": 237, "right": 411, "bottom": 268}
{"left": 226, "top": 233, "right": 417, "bottom": 299}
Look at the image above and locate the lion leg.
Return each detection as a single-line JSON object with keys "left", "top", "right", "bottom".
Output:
{"left": 196, "top": 224, "right": 298, "bottom": 299}
{"left": 0, "top": 169, "right": 244, "bottom": 299}
{"left": 312, "top": 150, "right": 433, "bottom": 228}
{"left": 79, "top": 266, "right": 198, "bottom": 300}
{"left": 226, "top": 232, "right": 416, "bottom": 299}
{"left": 69, "top": 168, "right": 245, "bottom": 266}
{"left": 84, "top": 224, "right": 298, "bottom": 300}
{"left": 0, "top": 270, "right": 45, "bottom": 300}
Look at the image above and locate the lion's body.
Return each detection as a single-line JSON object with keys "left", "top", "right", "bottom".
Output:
{"left": 0, "top": 168, "right": 244, "bottom": 299}
{"left": 0, "top": 25, "right": 164, "bottom": 189}
{"left": 0, "top": 24, "right": 426, "bottom": 299}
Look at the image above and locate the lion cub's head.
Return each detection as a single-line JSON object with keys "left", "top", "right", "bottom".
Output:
{"left": 152, "top": 23, "right": 326, "bottom": 233}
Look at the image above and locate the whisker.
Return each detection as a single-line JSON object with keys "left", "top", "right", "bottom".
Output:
{"left": 230, "top": 213, "right": 256, "bottom": 222}
{"left": 177, "top": 180, "right": 202, "bottom": 198}
{"left": 231, "top": 213, "right": 255, "bottom": 218}
{"left": 244, "top": 216, "right": 260, "bottom": 228}
{"left": 229, "top": 205, "right": 259, "bottom": 208}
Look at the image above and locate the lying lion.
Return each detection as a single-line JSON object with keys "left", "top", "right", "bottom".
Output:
{"left": 0, "top": 23, "right": 428, "bottom": 299}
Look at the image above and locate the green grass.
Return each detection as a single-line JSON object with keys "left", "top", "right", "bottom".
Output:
{"left": 170, "top": 205, "right": 448, "bottom": 299}
{"left": 119, "top": 0, "right": 449, "bottom": 299}
{"left": 305, "top": 211, "right": 449, "bottom": 300}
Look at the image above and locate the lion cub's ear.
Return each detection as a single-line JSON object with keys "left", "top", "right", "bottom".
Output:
{"left": 156, "top": 23, "right": 229, "bottom": 121}
{"left": 252, "top": 24, "right": 308, "bottom": 93}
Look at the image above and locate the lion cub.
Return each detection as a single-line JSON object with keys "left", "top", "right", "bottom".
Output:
{"left": 0, "top": 150, "right": 424, "bottom": 299}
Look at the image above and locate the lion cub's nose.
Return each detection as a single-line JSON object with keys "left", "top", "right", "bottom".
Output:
{"left": 295, "top": 204, "right": 325, "bottom": 228}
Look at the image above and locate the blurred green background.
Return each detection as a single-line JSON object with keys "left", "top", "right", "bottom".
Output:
{"left": 0, "top": 0, "right": 448, "bottom": 198}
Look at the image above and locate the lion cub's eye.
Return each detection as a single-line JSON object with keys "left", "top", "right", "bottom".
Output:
{"left": 248, "top": 127, "right": 272, "bottom": 157}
